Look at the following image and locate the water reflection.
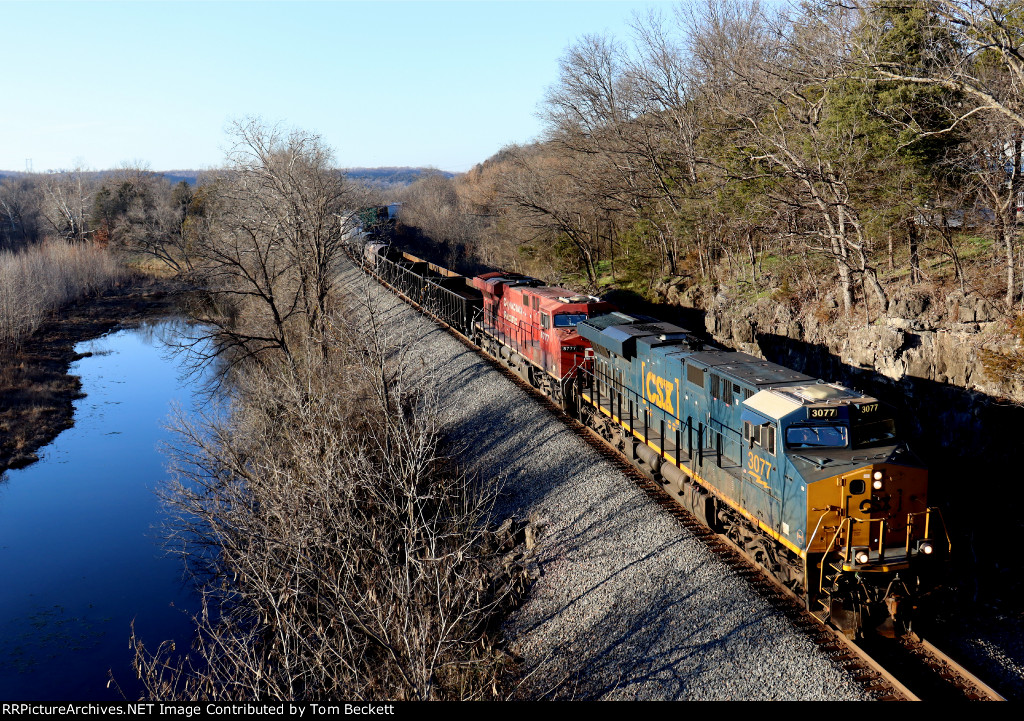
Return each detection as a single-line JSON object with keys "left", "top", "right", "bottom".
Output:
{"left": 0, "top": 319, "right": 209, "bottom": 701}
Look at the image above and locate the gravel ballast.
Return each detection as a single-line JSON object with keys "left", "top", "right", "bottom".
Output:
{"left": 342, "top": 263, "right": 871, "bottom": 700}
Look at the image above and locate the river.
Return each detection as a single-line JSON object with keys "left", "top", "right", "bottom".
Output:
{"left": 0, "top": 319, "right": 207, "bottom": 701}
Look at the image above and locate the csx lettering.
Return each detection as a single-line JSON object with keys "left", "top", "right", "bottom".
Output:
{"left": 645, "top": 372, "right": 675, "bottom": 413}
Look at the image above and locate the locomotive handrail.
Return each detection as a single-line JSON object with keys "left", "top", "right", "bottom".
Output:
{"left": 906, "top": 507, "right": 952, "bottom": 553}
{"left": 804, "top": 507, "right": 841, "bottom": 597}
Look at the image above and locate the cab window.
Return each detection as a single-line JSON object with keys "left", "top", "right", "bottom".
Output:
{"left": 785, "top": 424, "right": 849, "bottom": 449}
{"left": 852, "top": 417, "right": 897, "bottom": 448}
{"left": 554, "top": 313, "right": 586, "bottom": 327}
{"left": 541, "top": 313, "right": 551, "bottom": 330}
{"left": 744, "top": 421, "right": 776, "bottom": 455}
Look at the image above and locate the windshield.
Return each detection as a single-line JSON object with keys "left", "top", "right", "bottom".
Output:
{"left": 785, "top": 424, "right": 849, "bottom": 449}
{"left": 554, "top": 313, "right": 587, "bottom": 328}
{"left": 853, "top": 417, "right": 897, "bottom": 448}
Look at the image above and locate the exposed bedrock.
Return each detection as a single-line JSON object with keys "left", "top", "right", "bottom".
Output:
{"left": 685, "top": 285, "right": 1023, "bottom": 466}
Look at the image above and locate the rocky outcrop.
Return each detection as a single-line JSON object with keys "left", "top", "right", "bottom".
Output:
{"left": 653, "top": 276, "right": 1024, "bottom": 464}
{"left": 700, "top": 290, "right": 1020, "bottom": 400}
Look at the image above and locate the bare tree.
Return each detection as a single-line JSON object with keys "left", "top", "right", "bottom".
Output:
{"left": 186, "top": 119, "right": 367, "bottom": 377}
{"left": 835, "top": 1, "right": 1024, "bottom": 306}
{"left": 843, "top": 0, "right": 1024, "bottom": 129}
{"left": 684, "top": 0, "right": 893, "bottom": 316}
{"left": 498, "top": 145, "right": 611, "bottom": 287}
{"left": 40, "top": 166, "right": 93, "bottom": 242}
{"left": 0, "top": 176, "right": 42, "bottom": 250}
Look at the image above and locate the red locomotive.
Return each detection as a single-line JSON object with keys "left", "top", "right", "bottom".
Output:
{"left": 472, "top": 272, "right": 615, "bottom": 390}
{"left": 358, "top": 247, "right": 614, "bottom": 409}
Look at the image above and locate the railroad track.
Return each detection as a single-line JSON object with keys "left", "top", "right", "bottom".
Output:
{"left": 346, "top": 252, "right": 1006, "bottom": 702}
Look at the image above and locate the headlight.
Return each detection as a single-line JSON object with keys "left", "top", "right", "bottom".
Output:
{"left": 854, "top": 548, "right": 870, "bottom": 565}
{"left": 917, "top": 540, "right": 934, "bottom": 556}
{"left": 872, "top": 478, "right": 883, "bottom": 490}
{"left": 873, "top": 470, "right": 883, "bottom": 480}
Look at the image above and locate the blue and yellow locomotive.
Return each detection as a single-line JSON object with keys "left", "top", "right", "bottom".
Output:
{"left": 576, "top": 311, "right": 947, "bottom": 638}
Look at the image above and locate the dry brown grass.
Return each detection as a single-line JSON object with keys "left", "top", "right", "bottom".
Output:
{"left": 0, "top": 241, "right": 125, "bottom": 350}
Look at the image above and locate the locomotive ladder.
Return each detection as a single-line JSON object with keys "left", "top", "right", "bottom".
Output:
{"left": 812, "top": 559, "right": 845, "bottom": 624}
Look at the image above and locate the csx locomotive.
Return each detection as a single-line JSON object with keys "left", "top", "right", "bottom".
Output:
{"left": 358, "top": 240, "right": 948, "bottom": 639}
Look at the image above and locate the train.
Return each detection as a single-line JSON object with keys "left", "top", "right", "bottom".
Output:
{"left": 355, "top": 237, "right": 949, "bottom": 639}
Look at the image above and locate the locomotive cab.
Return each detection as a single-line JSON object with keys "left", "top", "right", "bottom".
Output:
{"left": 744, "top": 384, "right": 947, "bottom": 636}
{"left": 473, "top": 274, "right": 614, "bottom": 381}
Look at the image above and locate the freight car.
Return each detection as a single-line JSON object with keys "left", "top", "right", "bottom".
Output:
{"left": 354, "top": 240, "right": 948, "bottom": 639}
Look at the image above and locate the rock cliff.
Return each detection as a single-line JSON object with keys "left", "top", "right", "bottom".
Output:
{"left": 655, "top": 277, "right": 1024, "bottom": 466}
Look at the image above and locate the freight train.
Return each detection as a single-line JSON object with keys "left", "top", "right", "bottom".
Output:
{"left": 355, "top": 239, "right": 949, "bottom": 639}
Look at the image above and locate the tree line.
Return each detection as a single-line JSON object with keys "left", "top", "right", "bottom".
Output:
{"left": 395, "top": 1, "right": 1024, "bottom": 327}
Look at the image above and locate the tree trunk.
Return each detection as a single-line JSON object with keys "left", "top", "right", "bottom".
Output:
{"left": 1004, "top": 220, "right": 1015, "bottom": 309}
{"left": 907, "top": 217, "right": 921, "bottom": 285}
{"left": 837, "top": 261, "right": 854, "bottom": 315}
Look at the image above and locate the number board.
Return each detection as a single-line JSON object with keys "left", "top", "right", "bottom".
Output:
{"left": 807, "top": 406, "right": 841, "bottom": 420}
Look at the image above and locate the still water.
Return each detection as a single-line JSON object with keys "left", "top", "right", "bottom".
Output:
{"left": 0, "top": 320, "right": 207, "bottom": 701}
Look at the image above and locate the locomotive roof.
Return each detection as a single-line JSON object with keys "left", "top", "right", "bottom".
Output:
{"left": 477, "top": 274, "right": 605, "bottom": 303}
{"left": 528, "top": 287, "right": 602, "bottom": 304}
{"left": 579, "top": 313, "right": 700, "bottom": 357}
{"left": 685, "top": 351, "right": 814, "bottom": 386}
{"left": 583, "top": 312, "right": 659, "bottom": 330}
{"left": 771, "top": 383, "right": 877, "bottom": 406}
{"left": 744, "top": 383, "right": 880, "bottom": 422}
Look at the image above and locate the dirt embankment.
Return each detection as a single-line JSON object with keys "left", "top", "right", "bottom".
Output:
{"left": 0, "top": 275, "right": 183, "bottom": 475}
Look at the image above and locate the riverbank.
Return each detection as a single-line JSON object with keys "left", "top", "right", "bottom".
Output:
{"left": 0, "top": 274, "right": 182, "bottom": 474}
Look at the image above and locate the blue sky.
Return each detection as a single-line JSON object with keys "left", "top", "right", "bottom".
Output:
{"left": 1, "top": 1, "right": 677, "bottom": 173}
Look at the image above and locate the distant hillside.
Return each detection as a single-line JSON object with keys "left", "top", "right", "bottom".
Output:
{"left": 2, "top": 167, "right": 454, "bottom": 188}
{"left": 0, "top": 169, "right": 207, "bottom": 185}
{"left": 343, "top": 167, "right": 455, "bottom": 187}
{"left": 160, "top": 170, "right": 204, "bottom": 186}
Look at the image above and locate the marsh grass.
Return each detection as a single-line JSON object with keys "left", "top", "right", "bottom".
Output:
{"left": 0, "top": 241, "right": 125, "bottom": 351}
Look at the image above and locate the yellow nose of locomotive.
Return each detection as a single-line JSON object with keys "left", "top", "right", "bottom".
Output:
{"left": 838, "top": 463, "right": 936, "bottom": 571}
